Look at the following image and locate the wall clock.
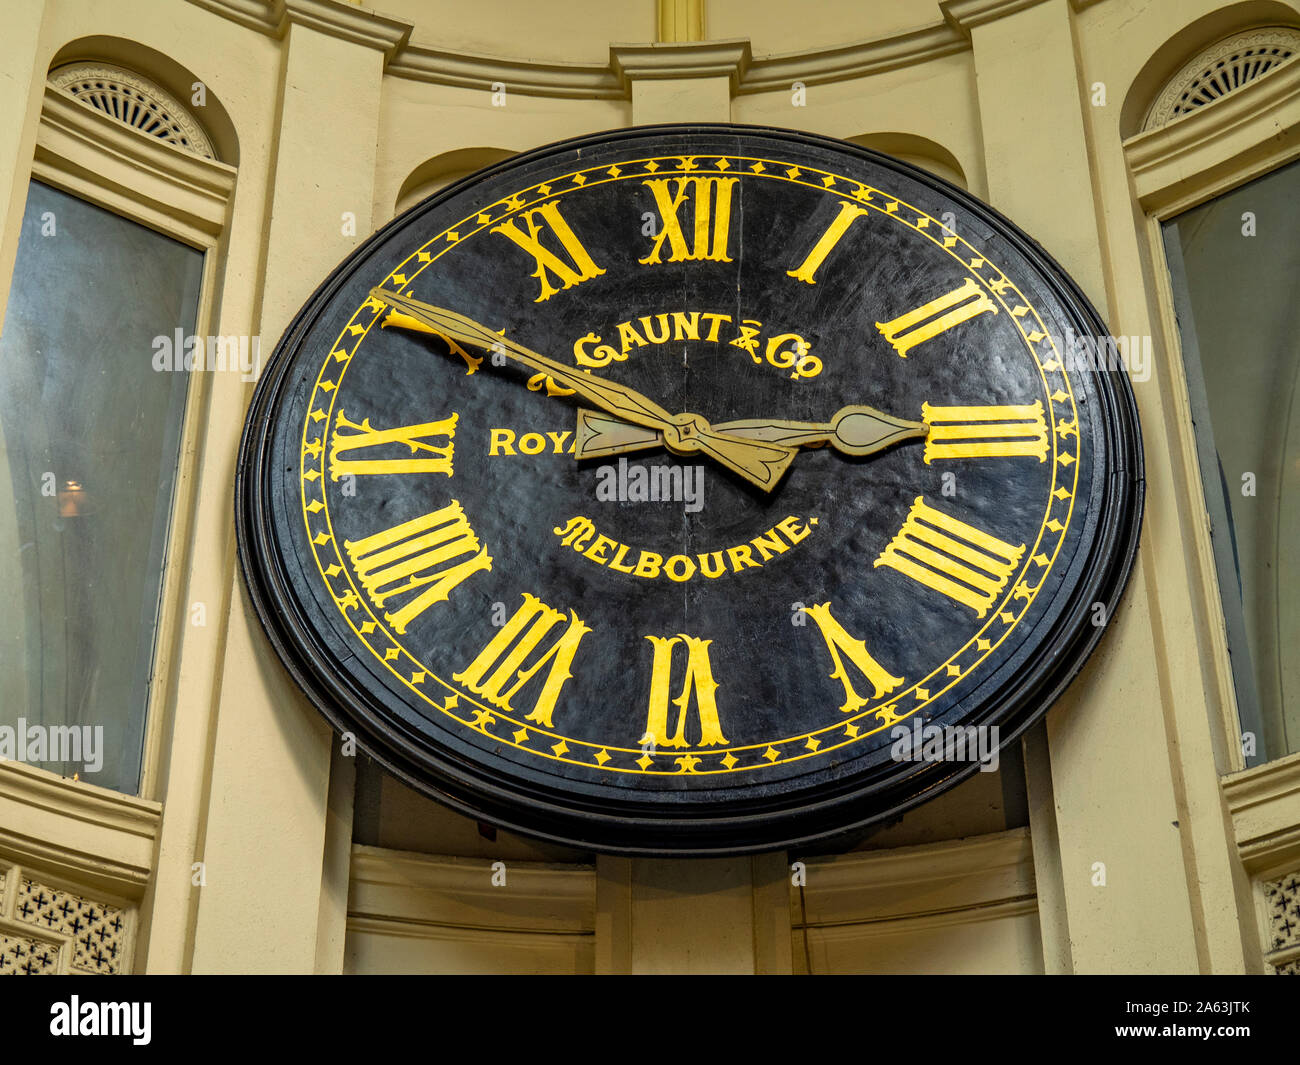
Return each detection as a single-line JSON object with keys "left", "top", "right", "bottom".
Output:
{"left": 236, "top": 125, "right": 1143, "bottom": 855}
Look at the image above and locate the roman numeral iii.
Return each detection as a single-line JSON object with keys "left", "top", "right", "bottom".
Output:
{"left": 343, "top": 501, "right": 492, "bottom": 633}
{"left": 876, "top": 277, "right": 998, "bottom": 357}
{"left": 640, "top": 177, "right": 737, "bottom": 264}
{"left": 491, "top": 200, "right": 604, "bottom": 302}
{"left": 455, "top": 593, "right": 590, "bottom": 728}
{"left": 874, "top": 497, "right": 1025, "bottom": 617}
{"left": 921, "top": 401, "right": 1048, "bottom": 463}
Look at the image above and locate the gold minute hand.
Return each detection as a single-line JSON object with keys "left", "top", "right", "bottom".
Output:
{"left": 369, "top": 288, "right": 798, "bottom": 491}
{"left": 574, "top": 405, "right": 927, "bottom": 461}
{"left": 716, "top": 405, "right": 928, "bottom": 457}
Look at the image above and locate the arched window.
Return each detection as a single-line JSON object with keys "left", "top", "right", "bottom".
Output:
{"left": 1131, "top": 25, "right": 1300, "bottom": 768}
{"left": 0, "top": 54, "right": 235, "bottom": 800}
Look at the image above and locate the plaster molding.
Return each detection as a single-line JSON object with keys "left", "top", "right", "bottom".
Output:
{"left": 610, "top": 39, "right": 752, "bottom": 92}
{"left": 185, "top": 0, "right": 280, "bottom": 36}
{"left": 346, "top": 913, "right": 594, "bottom": 950}
{"left": 1223, "top": 752, "right": 1300, "bottom": 870}
{"left": 349, "top": 845, "right": 596, "bottom": 932}
{"left": 389, "top": 47, "right": 622, "bottom": 99}
{"left": 187, "top": 0, "right": 987, "bottom": 99}
{"left": 940, "top": 0, "right": 1051, "bottom": 37}
{"left": 806, "top": 895, "right": 1038, "bottom": 938}
{"left": 796, "top": 828, "right": 1035, "bottom": 926}
{"left": 740, "top": 23, "right": 966, "bottom": 92}
{"left": 0, "top": 761, "right": 161, "bottom": 893}
{"left": 280, "top": 0, "right": 412, "bottom": 64}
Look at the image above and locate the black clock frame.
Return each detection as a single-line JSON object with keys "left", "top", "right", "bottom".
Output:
{"left": 236, "top": 123, "right": 1144, "bottom": 857}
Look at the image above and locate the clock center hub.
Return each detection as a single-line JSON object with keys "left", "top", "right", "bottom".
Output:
{"left": 661, "top": 412, "right": 709, "bottom": 455}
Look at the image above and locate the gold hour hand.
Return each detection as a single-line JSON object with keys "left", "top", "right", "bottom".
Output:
{"left": 574, "top": 409, "right": 663, "bottom": 459}
{"left": 716, "top": 405, "right": 928, "bottom": 457}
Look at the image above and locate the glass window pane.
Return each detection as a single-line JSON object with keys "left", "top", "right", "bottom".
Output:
{"left": 0, "top": 181, "right": 202, "bottom": 793}
{"left": 1163, "top": 159, "right": 1300, "bottom": 763}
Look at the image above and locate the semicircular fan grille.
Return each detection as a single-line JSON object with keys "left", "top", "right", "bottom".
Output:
{"left": 1144, "top": 27, "right": 1300, "bottom": 130}
{"left": 48, "top": 62, "right": 215, "bottom": 159}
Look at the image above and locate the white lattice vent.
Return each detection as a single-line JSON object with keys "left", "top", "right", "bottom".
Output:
{"left": 1144, "top": 27, "right": 1300, "bottom": 130}
{"left": 48, "top": 62, "right": 216, "bottom": 159}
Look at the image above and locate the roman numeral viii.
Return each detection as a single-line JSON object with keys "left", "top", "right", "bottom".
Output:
{"left": 491, "top": 200, "right": 604, "bottom": 303}
{"left": 455, "top": 593, "right": 590, "bottom": 729}
{"left": 874, "top": 497, "right": 1025, "bottom": 617}
{"left": 343, "top": 501, "right": 491, "bottom": 633}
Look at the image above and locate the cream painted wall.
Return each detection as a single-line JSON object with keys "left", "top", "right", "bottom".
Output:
{"left": 384, "top": 0, "right": 653, "bottom": 63}
{"left": 1, "top": 0, "right": 1298, "bottom": 975}
{"left": 711, "top": 0, "right": 944, "bottom": 54}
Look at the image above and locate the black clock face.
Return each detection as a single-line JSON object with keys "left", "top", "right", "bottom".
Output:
{"left": 237, "top": 125, "right": 1142, "bottom": 855}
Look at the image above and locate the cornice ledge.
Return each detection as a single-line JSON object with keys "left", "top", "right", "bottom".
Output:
{"left": 740, "top": 22, "right": 966, "bottom": 93}
{"left": 349, "top": 844, "right": 596, "bottom": 903}
{"left": 389, "top": 45, "right": 622, "bottom": 99}
{"left": 280, "top": 0, "right": 412, "bottom": 64}
{"left": 1124, "top": 57, "right": 1300, "bottom": 179}
{"left": 1222, "top": 750, "right": 1300, "bottom": 817}
{"left": 185, "top": 0, "right": 280, "bottom": 35}
{"left": 0, "top": 760, "right": 161, "bottom": 838}
{"left": 810, "top": 896, "right": 1038, "bottom": 937}
{"left": 41, "top": 86, "right": 237, "bottom": 197}
{"left": 1236, "top": 823, "right": 1300, "bottom": 871}
{"left": 610, "top": 39, "right": 752, "bottom": 92}
{"left": 806, "top": 826, "right": 1034, "bottom": 889}
{"left": 940, "top": 0, "right": 1052, "bottom": 37}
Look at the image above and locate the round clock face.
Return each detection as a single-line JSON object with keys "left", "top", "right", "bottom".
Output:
{"left": 237, "top": 125, "right": 1142, "bottom": 855}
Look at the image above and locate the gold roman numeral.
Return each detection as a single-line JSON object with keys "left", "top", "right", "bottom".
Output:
{"left": 329, "top": 409, "right": 457, "bottom": 479}
{"left": 787, "top": 200, "right": 871, "bottom": 284}
{"left": 876, "top": 277, "right": 998, "bottom": 357}
{"left": 640, "top": 634, "right": 727, "bottom": 748}
{"left": 803, "top": 603, "right": 904, "bottom": 713}
{"left": 455, "top": 593, "right": 590, "bottom": 728}
{"left": 343, "top": 501, "right": 491, "bottom": 633}
{"left": 491, "top": 200, "right": 604, "bottom": 302}
{"left": 640, "top": 177, "right": 737, "bottom": 265}
{"left": 921, "top": 401, "right": 1048, "bottom": 463}
{"left": 874, "top": 497, "right": 1025, "bottom": 617}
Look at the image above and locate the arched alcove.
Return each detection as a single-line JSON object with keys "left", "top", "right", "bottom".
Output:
{"left": 47, "top": 35, "right": 239, "bottom": 166}
{"left": 395, "top": 147, "right": 516, "bottom": 215}
{"left": 1120, "top": 2, "right": 1300, "bottom": 138}
{"left": 843, "top": 132, "right": 967, "bottom": 190}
